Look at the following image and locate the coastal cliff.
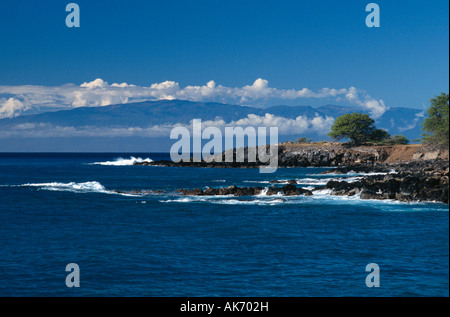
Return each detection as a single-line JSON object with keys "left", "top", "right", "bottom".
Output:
{"left": 278, "top": 143, "right": 448, "bottom": 167}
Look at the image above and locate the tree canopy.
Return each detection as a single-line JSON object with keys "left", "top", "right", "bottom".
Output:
{"left": 421, "top": 92, "right": 449, "bottom": 146}
{"left": 328, "top": 113, "right": 390, "bottom": 145}
{"left": 390, "top": 135, "right": 410, "bottom": 145}
{"left": 378, "top": 135, "right": 410, "bottom": 145}
{"left": 296, "top": 137, "right": 312, "bottom": 144}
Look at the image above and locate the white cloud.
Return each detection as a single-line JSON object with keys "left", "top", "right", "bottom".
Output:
{"left": 0, "top": 78, "right": 389, "bottom": 118}
{"left": 1, "top": 113, "right": 335, "bottom": 138}
{"left": 111, "top": 83, "right": 133, "bottom": 88}
{"left": 224, "top": 113, "right": 330, "bottom": 135}
{"left": 80, "top": 78, "right": 108, "bottom": 89}
{"left": 361, "top": 98, "right": 387, "bottom": 119}
{"left": 0, "top": 98, "right": 31, "bottom": 118}
{"left": 397, "top": 110, "right": 426, "bottom": 132}
{"left": 309, "top": 115, "right": 336, "bottom": 133}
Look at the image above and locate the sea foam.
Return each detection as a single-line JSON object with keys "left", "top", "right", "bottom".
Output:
{"left": 20, "top": 181, "right": 142, "bottom": 197}
{"left": 22, "top": 181, "right": 108, "bottom": 193}
{"left": 90, "top": 156, "right": 153, "bottom": 166}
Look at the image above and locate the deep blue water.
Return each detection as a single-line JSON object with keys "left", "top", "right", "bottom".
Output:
{"left": 0, "top": 153, "right": 448, "bottom": 297}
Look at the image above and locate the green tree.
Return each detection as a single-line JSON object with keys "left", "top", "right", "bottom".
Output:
{"left": 370, "top": 128, "right": 390, "bottom": 143}
{"left": 328, "top": 113, "right": 390, "bottom": 145}
{"left": 391, "top": 135, "right": 410, "bottom": 145}
{"left": 379, "top": 135, "right": 410, "bottom": 145}
{"left": 296, "top": 137, "right": 312, "bottom": 144}
{"left": 421, "top": 92, "right": 449, "bottom": 145}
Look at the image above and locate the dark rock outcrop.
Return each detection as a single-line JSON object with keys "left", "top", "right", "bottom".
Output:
{"left": 317, "top": 159, "right": 449, "bottom": 204}
{"left": 178, "top": 184, "right": 313, "bottom": 197}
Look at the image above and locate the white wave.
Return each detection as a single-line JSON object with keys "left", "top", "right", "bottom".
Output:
{"left": 308, "top": 169, "right": 397, "bottom": 177}
{"left": 295, "top": 178, "right": 332, "bottom": 185}
{"left": 213, "top": 198, "right": 287, "bottom": 205}
{"left": 158, "top": 189, "right": 446, "bottom": 208}
{"left": 20, "top": 181, "right": 143, "bottom": 197}
{"left": 297, "top": 176, "right": 370, "bottom": 185}
{"left": 244, "top": 178, "right": 331, "bottom": 185}
{"left": 256, "top": 187, "right": 269, "bottom": 196}
{"left": 296, "top": 177, "right": 364, "bottom": 185}
{"left": 311, "top": 188, "right": 333, "bottom": 196}
{"left": 160, "top": 197, "right": 198, "bottom": 203}
{"left": 254, "top": 187, "right": 285, "bottom": 197}
{"left": 22, "top": 181, "right": 108, "bottom": 193}
{"left": 244, "top": 176, "right": 363, "bottom": 187}
{"left": 242, "top": 180, "right": 271, "bottom": 184}
{"left": 307, "top": 188, "right": 432, "bottom": 206}
{"left": 160, "top": 196, "right": 287, "bottom": 205}
{"left": 89, "top": 156, "right": 153, "bottom": 166}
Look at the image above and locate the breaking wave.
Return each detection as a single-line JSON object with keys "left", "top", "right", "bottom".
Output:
{"left": 243, "top": 176, "right": 362, "bottom": 186}
{"left": 89, "top": 156, "right": 153, "bottom": 166}
{"left": 21, "top": 181, "right": 108, "bottom": 193}
{"left": 160, "top": 196, "right": 288, "bottom": 205}
{"left": 157, "top": 190, "right": 440, "bottom": 207}
{"left": 308, "top": 169, "right": 397, "bottom": 177}
{"left": 18, "top": 181, "right": 142, "bottom": 197}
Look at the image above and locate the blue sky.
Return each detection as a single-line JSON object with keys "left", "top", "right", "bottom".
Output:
{"left": 0, "top": 0, "right": 448, "bottom": 111}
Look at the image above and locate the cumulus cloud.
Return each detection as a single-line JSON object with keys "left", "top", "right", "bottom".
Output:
{"left": 0, "top": 78, "right": 389, "bottom": 119}
{"left": 225, "top": 113, "right": 334, "bottom": 135}
{"left": 0, "top": 98, "right": 31, "bottom": 118}
{"left": 360, "top": 98, "right": 387, "bottom": 119}
{"left": 80, "top": 78, "right": 108, "bottom": 89}
{"left": 1, "top": 113, "right": 334, "bottom": 138}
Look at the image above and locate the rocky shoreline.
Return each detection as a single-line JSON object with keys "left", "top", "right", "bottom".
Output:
{"left": 174, "top": 160, "right": 448, "bottom": 204}
{"left": 134, "top": 144, "right": 449, "bottom": 204}
{"left": 319, "top": 159, "right": 449, "bottom": 203}
{"left": 178, "top": 183, "right": 313, "bottom": 197}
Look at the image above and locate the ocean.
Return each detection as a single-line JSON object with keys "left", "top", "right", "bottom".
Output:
{"left": 0, "top": 153, "right": 448, "bottom": 296}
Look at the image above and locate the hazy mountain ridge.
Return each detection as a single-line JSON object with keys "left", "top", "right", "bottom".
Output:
{"left": 0, "top": 100, "right": 426, "bottom": 151}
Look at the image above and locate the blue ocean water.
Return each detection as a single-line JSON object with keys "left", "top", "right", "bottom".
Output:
{"left": 0, "top": 153, "right": 448, "bottom": 297}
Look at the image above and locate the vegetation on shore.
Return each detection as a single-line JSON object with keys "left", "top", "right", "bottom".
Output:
{"left": 322, "top": 113, "right": 408, "bottom": 146}
{"left": 327, "top": 113, "right": 388, "bottom": 145}
{"left": 421, "top": 92, "right": 449, "bottom": 146}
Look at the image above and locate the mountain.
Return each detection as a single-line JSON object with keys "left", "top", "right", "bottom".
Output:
{"left": 315, "top": 104, "right": 367, "bottom": 117}
{"left": 0, "top": 100, "right": 324, "bottom": 129}
{"left": 0, "top": 100, "right": 426, "bottom": 151}
{"left": 376, "top": 107, "right": 425, "bottom": 141}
